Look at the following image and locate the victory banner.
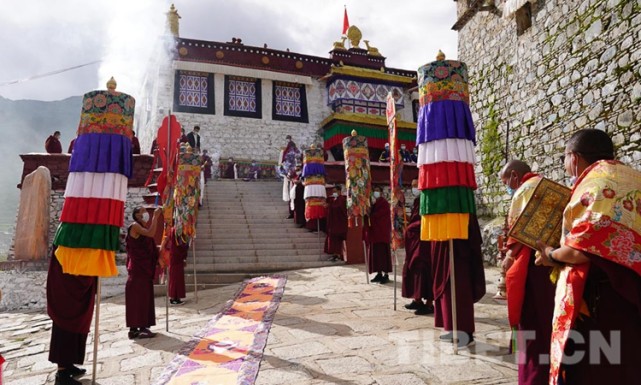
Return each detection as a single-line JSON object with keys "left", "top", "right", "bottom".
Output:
{"left": 386, "top": 93, "right": 406, "bottom": 251}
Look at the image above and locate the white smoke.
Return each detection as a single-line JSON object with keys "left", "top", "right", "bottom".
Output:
{"left": 97, "top": 0, "right": 172, "bottom": 100}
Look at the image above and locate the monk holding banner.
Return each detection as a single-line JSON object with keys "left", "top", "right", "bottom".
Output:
{"left": 499, "top": 160, "right": 555, "bottom": 385}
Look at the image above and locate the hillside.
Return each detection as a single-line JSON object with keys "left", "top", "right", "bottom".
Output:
{"left": 0, "top": 95, "right": 82, "bottom": 255}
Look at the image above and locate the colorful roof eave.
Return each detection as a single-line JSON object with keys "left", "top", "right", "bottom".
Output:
{"left": 320, "top": 112, "right": 416, "bottom": 130}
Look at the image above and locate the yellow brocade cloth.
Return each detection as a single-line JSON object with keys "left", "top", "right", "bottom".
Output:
{"left": 420, "top": 213, "right": 469, "bottom": 241}
{"left": 55, "top": 246, "right": 118, "bottom": 277}
{"left": 549, "top": 160, "right": 641, "bottom": 385}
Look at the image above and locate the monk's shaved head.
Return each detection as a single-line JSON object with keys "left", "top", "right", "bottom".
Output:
{"left": 500, "top": 159, "right": 531, "bottom": 179}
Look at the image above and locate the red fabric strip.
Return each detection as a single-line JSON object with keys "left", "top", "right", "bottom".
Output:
{"left": 418, "top": 162, "right": 477, "bottom": 189}
{"left": 60, "top": 197, "right": 125, "bottom": 227}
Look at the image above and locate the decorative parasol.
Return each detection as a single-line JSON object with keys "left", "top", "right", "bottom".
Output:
{"left": 386, "top": 92, "right": 406, "bottom": 310}
{"left": 53, "top": 77, "right": 134, "bottom": 383}
{"left": 343, "top": 130, "right": 372, "bottom": 282}
{"left": 417, "top": 51, "right": 477, "bottom": 353}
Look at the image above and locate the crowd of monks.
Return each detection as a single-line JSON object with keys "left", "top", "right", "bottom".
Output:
{"left": 45, "top": 129, "right": 640, "bottom": 385}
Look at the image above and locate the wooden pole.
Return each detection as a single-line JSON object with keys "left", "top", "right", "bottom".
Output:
{"left": 449, "top": 239, "right": 459, "bottom": 354}
{"left": 192, "top": 237, "right": 198, "bottom": 303}
{"left": 91, "top": 278, "right": 101, "bottom": 384}
{"left": 317, "top": 220, "right": 321, "bottom": 259}
{"left": 393, "top": 249, "right": 397, "bottom": 310}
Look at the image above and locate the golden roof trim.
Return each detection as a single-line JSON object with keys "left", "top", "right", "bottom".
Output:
{"left": 328, "top": 65, "right": 414, "bottom": 84}
{"left": 320, "top": 112, "right": 416, "bottom": 130}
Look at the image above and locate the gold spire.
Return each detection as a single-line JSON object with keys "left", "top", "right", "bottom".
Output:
{"left": 106, "top": 77, "right": 117, "bottom": 91}
{"left": 167, "top": 4, "right": 181, "bottom": 37}
{"left": 351, "top": 129, "right": 358, "bottom": 137}
{"left": 436, "top": 50, "right": 446, "bottom": 61}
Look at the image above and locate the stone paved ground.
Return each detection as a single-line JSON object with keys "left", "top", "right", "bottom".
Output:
{"left": 1, "top": 265, "right": 517, "bottom": 385}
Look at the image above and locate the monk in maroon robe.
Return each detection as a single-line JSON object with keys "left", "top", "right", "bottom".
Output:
{"left": 500, "top": 160, "right": 555, "bottom": 385}
{"left": 45, "top": 131, "right": 63, "bottom": 153}
{"left": 169, "top": 234, "right": 189, "bottom": 305}
{"left": 201, "top": 150, "right": 212, "bottom": 183}
{"left": 402, "top": 180, "right": 434, "bottom": 315}
{"left": 47, "top": 246, "right": 96, "bottom": 384}
{"left": 131, "top": 131, "right": 141, "bottom": 154}
{"left": 293, "top": 178, "right": 306, "bottom": 228}
{"left": 365, "top": 187, "right": 392, "bottom": 284}
{"left": 67, "top": 137, "right": 76, "bottom": 153}
{"left": 534, "top": 129, "right": 641, "bottom": 384}
{"left": 430, "top": 214, "right": 486, "bottom": 347}
{"left": 125, "top": 207, "right": 162, "bottom": 339}
{"left": 324, "top": 185, "right": 347, "bottom": 259}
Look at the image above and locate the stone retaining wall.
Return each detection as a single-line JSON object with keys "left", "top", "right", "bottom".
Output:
{"left": 457, "top": 0, "right": 641, "bottom": 217}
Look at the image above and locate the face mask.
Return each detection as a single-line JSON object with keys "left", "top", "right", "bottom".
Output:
{"left": 412, "top": 188, "right": 419, "bottom": 196}
{"left": 413, "top": 149, "right": 418, "bottom": 154}
{"left": 401, "top": 146, "right": 406, "bottom": 151}
{"left": 567, "top": 153, "right": 578, "bottom": 187}
{"left": 505, "top": 173, "right": 516, "bottom": 196}
{"left": 332, "top": 192, "right": 338, "bottom": 198}
{"left": 141, "top": 212, "right": 150, "bottom": 222}
{"left": 373, "top": 191, "right": 381, "bottom": 199}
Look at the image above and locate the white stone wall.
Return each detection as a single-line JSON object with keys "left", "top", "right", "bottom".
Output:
{"left": 457, "top": 0, "right": 641, "bottom": 217}
{"left": 135, "top": 56, "right": 418, "bottom": 173}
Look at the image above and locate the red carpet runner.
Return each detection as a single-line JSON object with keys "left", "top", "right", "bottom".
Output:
{"left": 154, "top": 276, "right": 287, "bottom": 385}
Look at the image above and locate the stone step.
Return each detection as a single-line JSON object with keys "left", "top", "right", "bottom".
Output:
{"left": 192, "top": 242, "right": 322, "bottom": 252}
{"left": 194, "top": 236, "right": 323, "bottom": 246}
{"left": 188, "top": 247, "right": 326, "bottom": 259}
{"left": 185, "top": 261, "right": 338, "bottom": 273}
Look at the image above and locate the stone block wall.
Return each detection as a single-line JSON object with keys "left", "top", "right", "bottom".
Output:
{"left": 456, "top": 0, "right": 641, "bottom": 217}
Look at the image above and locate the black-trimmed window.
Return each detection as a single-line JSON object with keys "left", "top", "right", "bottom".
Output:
{"left": 173, "top": 71, "right": 215, "bottom": 114}
{"left": 272, "top": 82, "right": 308, "bottom": 123}
{"left": 224, "top": 76, "right": 262, "bottom": 119}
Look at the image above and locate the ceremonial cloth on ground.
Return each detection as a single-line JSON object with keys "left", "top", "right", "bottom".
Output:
{"left": 153, "top": 276, "right": 287, "bottom": 385}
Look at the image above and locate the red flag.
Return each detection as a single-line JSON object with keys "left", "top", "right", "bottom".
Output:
{"left": 342, "top": 8, "right": 349, "bottom": 34}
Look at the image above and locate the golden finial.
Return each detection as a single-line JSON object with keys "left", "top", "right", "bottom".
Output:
{"left": 436, "top": 50, "right": 446, "bottom": 61}
{"left": 106, "top": 77, "right": 117, "bottom": 91}
{"left": 167, "top": 4, "right": 181, "bottom": 37}
{"left": 351, "top": 129, "right": 358, "bottom": 137}
{"left": 346, "top": 25, "right": 362, "bottom": 48}
{"left": 310, "top": 143, "right": 317, "bottom": 150}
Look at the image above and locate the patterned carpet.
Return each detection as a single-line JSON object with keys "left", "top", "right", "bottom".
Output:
{"left": 153, "top": 276, "right": 287, "bottom": 385}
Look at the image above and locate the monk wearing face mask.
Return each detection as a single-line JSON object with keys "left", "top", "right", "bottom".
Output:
{"left": 364, "top": 186, "right": 392, "bottom": 284}
{"left": 499, "top": 160, "right": 555, "bottom": 385}
{"left": 324, "top": 185, "right": 348, "bottom": 261}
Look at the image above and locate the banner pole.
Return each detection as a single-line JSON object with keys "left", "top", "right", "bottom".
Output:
{"left": 449, "top": 239, "right": 458, "bottom": 354}
{"left": 192, "top": 237, "right": 198, "bottom": 303}
{"left": 91, "top": 278, "right": 101, "bottom": 384}
{"left": 393, "top": 249, "right": 397, "bottom": 310}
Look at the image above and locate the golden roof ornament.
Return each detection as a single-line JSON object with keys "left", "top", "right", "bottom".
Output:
{"left": 166, "top": 4, "right": 181, "bottom": 37}
{"left": 351, "top": 129, "right": 358, "bottom": 137}
{"left": 106, "top": 77, "right": 117, "bottom": 91}
{"left": 436, "top": 50, "right": 446, "bottom": 61}
{"left": 347, "top": 25, "right": 362, "bottom": 48}
{"left": 310, "top": 143, "right": 317, "bottom": 150}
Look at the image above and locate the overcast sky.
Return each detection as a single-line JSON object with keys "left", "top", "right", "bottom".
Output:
{"left": 0, "top": 0, "right": 458, "bottom": 101}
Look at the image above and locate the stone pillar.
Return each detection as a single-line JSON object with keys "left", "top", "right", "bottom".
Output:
{"left": 14, "top": 166, "right": 51, "bottom": 260}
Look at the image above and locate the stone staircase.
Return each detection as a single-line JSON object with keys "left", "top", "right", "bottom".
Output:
{"left": 184, "top": 179, "right": 336, "bottom": 287}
